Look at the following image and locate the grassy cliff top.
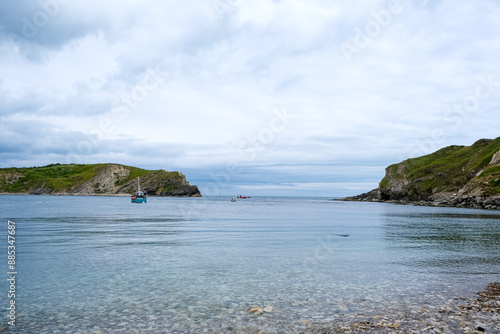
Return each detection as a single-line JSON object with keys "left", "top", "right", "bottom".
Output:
{"left": 0, "top": 163, "right": 173, "bottom": 193}
{"left": 380, "top": 137, "right": 500, "bottom": 195}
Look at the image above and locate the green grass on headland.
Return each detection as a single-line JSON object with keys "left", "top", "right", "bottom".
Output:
{"left": 380, "top": 137, "right": 500, "bottom": 196}
{"left": 0, "top": 163, "right": 169, "bottom": 194}
{"left": 0, "top": 164, "right": 107, "bottom": 193}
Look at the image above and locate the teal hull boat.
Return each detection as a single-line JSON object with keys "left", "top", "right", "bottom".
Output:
{"left": 131, "top": 177, "right": 147, "bottom": 203}
{"left": 131, "top": 195, "right": 147, "bottom": 203}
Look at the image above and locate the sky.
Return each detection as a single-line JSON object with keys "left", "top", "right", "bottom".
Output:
{"left": 1, "top": 0, "right": 500, "bottom": 197}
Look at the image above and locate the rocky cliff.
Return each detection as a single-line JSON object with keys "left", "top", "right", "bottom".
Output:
{"left": 343, "top": 137, "right": 500, "bottom": 210}
{"left": 0, "top": 163, "right": 202, "bottom": 197}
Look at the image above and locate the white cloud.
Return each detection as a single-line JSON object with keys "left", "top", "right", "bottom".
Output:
{"left": 1, "top": 0, "right": 500, "bottom": 196}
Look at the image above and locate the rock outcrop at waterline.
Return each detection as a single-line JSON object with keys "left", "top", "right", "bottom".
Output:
{"left": 0, "top": 163, "right": 202, "bottom": 197}
{"left": 342, "top": 137, "right": 500, "bottom": 210}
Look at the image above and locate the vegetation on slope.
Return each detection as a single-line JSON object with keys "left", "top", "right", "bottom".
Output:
{"left": 0, "top": 164, "right": 108, "bottom": 193}
{"left": 0, "top": 163, "right": 197, "bottom": 196}
{"left": 380, "top": 137, "right": 500, "bottom": 198}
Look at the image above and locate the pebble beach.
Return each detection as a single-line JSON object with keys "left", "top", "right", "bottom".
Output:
{"left": 311, "top": 282, "right": 500, "bottom": 334}
{"left": 10, "top": 283, "right": 499, "bottom": 333}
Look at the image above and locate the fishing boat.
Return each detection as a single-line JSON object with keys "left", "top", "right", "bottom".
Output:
{"left": 237, "top": 195, "right": 251, "bottom": 199}
{"left": 131, "top": 177, "right": 147, "bottom": 203}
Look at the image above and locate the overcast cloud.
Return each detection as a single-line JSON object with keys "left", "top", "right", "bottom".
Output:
{"left": 1, "top": 0, "right": 500, "bottom": 196}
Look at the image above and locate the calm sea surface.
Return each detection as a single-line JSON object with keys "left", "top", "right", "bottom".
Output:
{"left": 1, "top": 195, "right": 499, "bottom": 333}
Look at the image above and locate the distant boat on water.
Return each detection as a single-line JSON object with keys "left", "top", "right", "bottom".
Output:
{"left": 131, "top": 177, "right": 147, "bottom": 203}
{"left": 237, "top": 195, "right": 251, "bottom": 199}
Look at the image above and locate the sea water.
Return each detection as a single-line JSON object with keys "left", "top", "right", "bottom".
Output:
{"left": 1, "top": 195, "right": 499, "bottom": 332}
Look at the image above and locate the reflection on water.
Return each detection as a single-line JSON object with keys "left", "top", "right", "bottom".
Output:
{"left": 383, "top": 207, "right": 500, "bottom": 275}
{"left": 1, "top": 196, "right": 499, "bottom": 332}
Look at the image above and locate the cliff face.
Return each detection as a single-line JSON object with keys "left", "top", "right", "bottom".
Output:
{"left": 0, "top": 163, "right": 201, "bottom": 197}
{"left": 344, "top": 138, "right": 500, "bottom": 210}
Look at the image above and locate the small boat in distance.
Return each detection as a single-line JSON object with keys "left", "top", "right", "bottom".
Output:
{"left": 131, "top": 177, "right": 147, "bottom": 203}
{"left": 237, "top": 195, "right": 251, "bottom": 199}
{"left": 231, "top": 197, "right": 237, "bottom": 202}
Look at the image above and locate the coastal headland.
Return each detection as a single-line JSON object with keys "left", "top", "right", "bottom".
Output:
{"left": 340, "top": 137, "right": 500, "bottom": 210}
{"left": 0, "top": 163, "right": 201, "bottom": 197}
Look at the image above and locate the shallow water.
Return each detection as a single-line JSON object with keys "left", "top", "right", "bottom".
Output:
{"left": 1, "top": 195, "right": 499, "bottom": 332}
